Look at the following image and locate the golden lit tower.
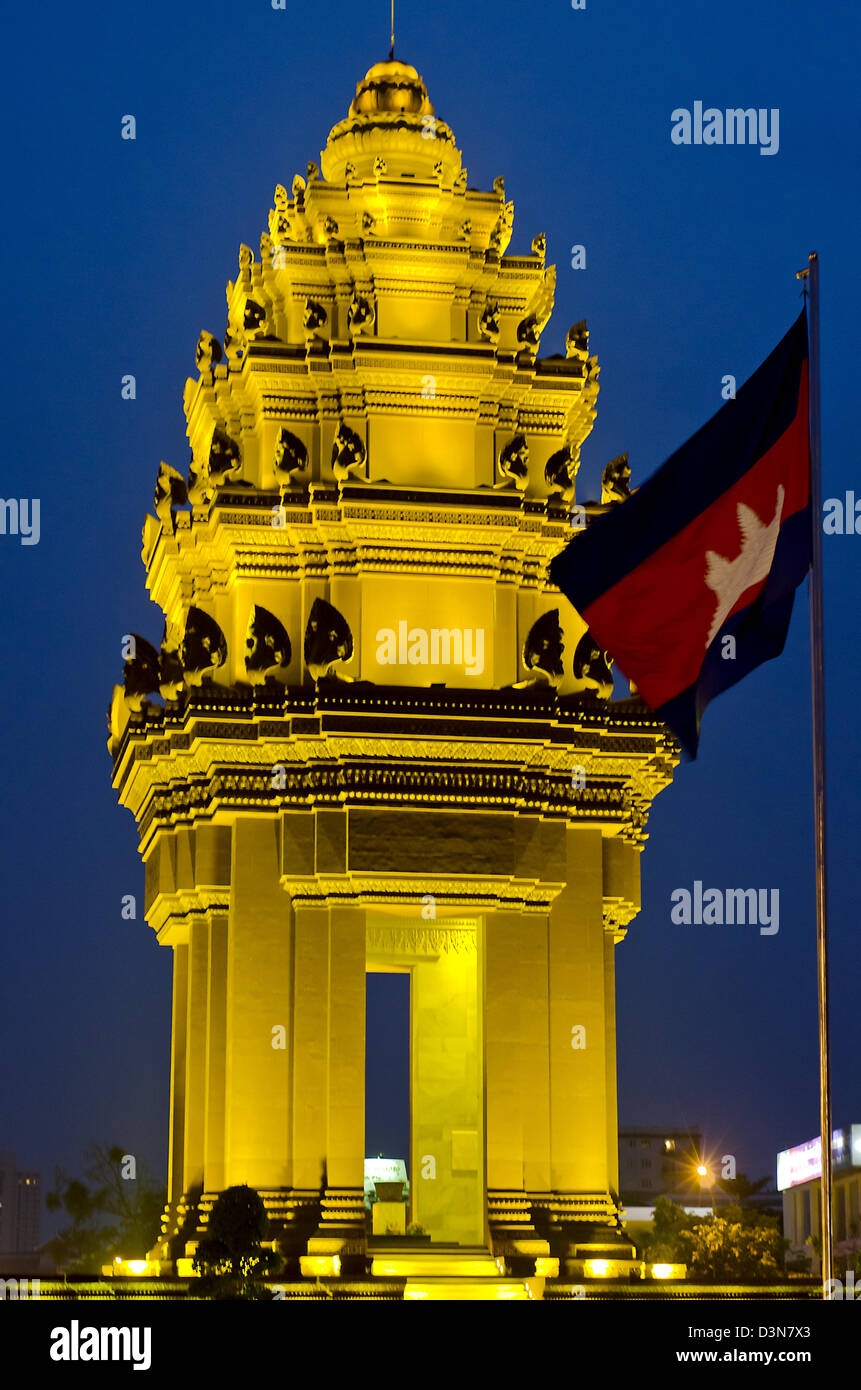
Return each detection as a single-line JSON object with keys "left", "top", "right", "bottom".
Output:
{"left": 109, "top": 59, "right": 677, "bottom": 1299}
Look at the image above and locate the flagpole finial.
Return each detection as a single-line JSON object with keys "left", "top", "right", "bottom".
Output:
{"left": 796, "top": 267, "right": 809, "bottom": 304}
{"left": 796, "top": 256, "right": 813, "bottom": 304}
{"left": 797, "top": 250, "right": 819, "bottom": 280}
{"left": 390, "top": 0, "right": 395, "bottom": 59}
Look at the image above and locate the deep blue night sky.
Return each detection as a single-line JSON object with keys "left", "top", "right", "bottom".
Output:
{"left": 2, "top": 0, "right": 858, "bottom": 1225}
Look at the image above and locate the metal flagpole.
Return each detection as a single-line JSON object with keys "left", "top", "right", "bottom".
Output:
{"left": 798, "top": 250, "right": 832, "bottom": 1296}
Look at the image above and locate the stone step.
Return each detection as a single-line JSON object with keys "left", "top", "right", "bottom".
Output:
{"left": 404, "top": 1275, "right": 544, "bottom": 1301}
{"left": 371, "top": 1249, "right": 505, "bottom": 1278}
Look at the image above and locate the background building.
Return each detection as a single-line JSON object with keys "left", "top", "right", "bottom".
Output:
{"left": 778, "top": 1124, "right": 861, "bottom": 1272}
{"left": 618, "top": 1127, "right": 702, "bottom": 1204}
{"left": 0, "top": 1152, "right": 41, "bottom": 1256}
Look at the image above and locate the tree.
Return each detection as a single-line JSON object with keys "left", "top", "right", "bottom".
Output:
{"left": 45, "top": 1143, "right": 166, "bottom": 1272}
{"left": 682, "top": 1216, "right": 785, "bottom": 1283}
{"left": 642, "top": 1196, "right": 707, "bottom": 1263}
{"left": 642, "top": 1195, "right": 786, "bottom": 1282}
{"left": 192, "top": 1186, "right": 283, "bottom": 1299}
{"left": 716, "top": 1172, "right": 770, "bottom": 1204}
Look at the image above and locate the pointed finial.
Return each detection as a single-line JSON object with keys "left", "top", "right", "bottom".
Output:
{"left": 795, "top": 262, "right": 810, "bottom": 305}
{"left": 389, "top": 0, "right": 395, "bottom": 59}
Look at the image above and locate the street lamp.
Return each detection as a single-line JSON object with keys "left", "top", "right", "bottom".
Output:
{"left": 696, "top": 1162, "right": 717, "bottom": 1219}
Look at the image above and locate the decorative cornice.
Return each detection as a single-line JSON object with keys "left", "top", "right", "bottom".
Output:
{"left": 111, "top": 684, "right": 676, "bottom": 856}
{"left": 147, "top": 889, "right": 231, "bottom": 942}
{"left": 281, "top": 876, "right": 560, "bottom": 912}
{"left": 603, "top": 897, "right": 639, "bottom": 942}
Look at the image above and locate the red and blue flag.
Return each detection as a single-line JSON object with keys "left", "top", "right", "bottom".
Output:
{"left": 549, "top": 311, "right": 811, "bottom": 757}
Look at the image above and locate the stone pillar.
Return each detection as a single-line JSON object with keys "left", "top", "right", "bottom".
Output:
{"left": 223, "top": 818, "right": 292, "bottom": 1189}
{"left": 603, "top": 931, "right": 620, "bottom": 1197}
{"left": 203, "top": 913, "right": 228, "bottom": 1193}
{"left": 326, "top": 906, "right": 366, "bottom": 1189}
{"left": 520, "top": 915, "right": 552, "bottom": 1197}
{"left": 183, "top": 916, "right": 208, "bottom": 1192}
{"left": 600, "top": 833, "right": 642, "bottom": 1205}
{"left": 547, "top": 826, "right": 610, "bottom": 1193}
{"left": 291, "top": 905, "right": 330, "bottom": 1192}
{"left": 485, "top": 910, "right": 551, "bottom": 1248}
{"left": 318, "top": 906, "right": 367, "bottom": 1245}
{"left": 411, "top": 933, "right": 483, "bottom": 1245}
{"left": 167, "top": 943, "right": 188, "bottom": 1210}
{"left": 485, "top": 912, "right": 524, "bottom": 1196}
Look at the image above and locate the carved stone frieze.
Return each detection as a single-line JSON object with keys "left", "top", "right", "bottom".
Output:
{"left": 365, "top": 921, "right": 477, "bottom": 957}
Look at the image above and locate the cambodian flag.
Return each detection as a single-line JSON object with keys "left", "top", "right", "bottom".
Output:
{"left": 549, "top": 311, "right": 811, "bottom": 758}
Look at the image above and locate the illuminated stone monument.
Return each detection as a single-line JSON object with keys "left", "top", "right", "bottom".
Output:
{"left": 109, "top": 59, "right": 677, "bottom": 1298}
